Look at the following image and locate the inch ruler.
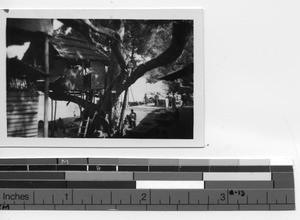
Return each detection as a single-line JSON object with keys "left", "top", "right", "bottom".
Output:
{"left": 0, "top": 158, "right": 295, "bottom": 211}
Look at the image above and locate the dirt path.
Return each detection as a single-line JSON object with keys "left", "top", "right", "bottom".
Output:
{"left": 124, "top": 105, "right": 193, "bottom": 139}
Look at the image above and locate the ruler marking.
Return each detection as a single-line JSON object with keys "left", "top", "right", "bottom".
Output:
{"left": 72, "top": 189, "right": 74, "bottom": 205}
{"left": 0, "top": 158, "right": 295, "bottom": 211}
{"left": 227, "top": 189, "right": 229, "bottom": 204}
{"left": 110, "top": 191, "right": 112, "bottom": 204}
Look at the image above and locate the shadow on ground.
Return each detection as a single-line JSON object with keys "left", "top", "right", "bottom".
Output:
{"left": 124, "top": 107, "right": 193, "bottom": 139}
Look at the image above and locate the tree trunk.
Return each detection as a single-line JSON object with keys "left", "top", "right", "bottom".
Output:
{"left": 99, "top": 21, "right": 192, "bottom": 112}
{"left": 45, "top": 20, "right": 192, "bottom": 136}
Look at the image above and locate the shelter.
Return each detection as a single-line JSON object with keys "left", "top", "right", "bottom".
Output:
{"left": 6, "top": 19, "right": 110, "bottom": 137}
{"left": 6, "top": 19, "right": 52, "bottom": 137}
{"left": 159, "top": 63, "right": 194, "bottom": 94}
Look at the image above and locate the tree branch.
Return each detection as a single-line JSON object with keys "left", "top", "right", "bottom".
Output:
{"left": 49, "top": 92, "right": 98, "bottom": 113}
{"left": 115, "top": 21, "right": 193, "bottom": 97}
{"left": 99, "top": 21, "right": 193, "bottom": 113}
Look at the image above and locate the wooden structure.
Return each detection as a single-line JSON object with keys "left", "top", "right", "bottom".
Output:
{"left": 7, "top": 19, "right": 113, "bottom": 138}
{"left": 6, "top": 19, "right": 52, "bottom": 137}
{"left": 6, "top": 59, "right": 47, "bottom": 137}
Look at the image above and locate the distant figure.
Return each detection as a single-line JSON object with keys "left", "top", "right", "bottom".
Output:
{"left": 129, "top": 109, "right": 137, "bottom": 128}
{"left": 181, "top": 93, "right": 187, "bottom": 107}
{"left": 154, "top": 93, "right": 159, "bottom": 107}
{"left": 165, "top": 95, "right": 169, "bottom": 108}
{"left": 92, "top": 110, "right": 110, "bottom": 137}
{"left": 57, "top": 118, "right": 65, "bottom": 137}
{"left": 144, "top": 94, "right": 148, "bottom": 104}
{"left": 172, "top": 95, "right": 176, "bottom": 109}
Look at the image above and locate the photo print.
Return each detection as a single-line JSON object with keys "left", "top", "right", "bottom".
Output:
{"left": 1, "top": 9, "right": 204, "bottom": 147}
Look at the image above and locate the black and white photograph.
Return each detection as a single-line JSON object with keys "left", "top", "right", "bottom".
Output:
{"left": 1, "top": 9, "right": 204, "bottom": 147}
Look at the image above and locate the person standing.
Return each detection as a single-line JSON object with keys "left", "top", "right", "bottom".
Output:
{"left": 144, "top": 93, "right": 148, "bottom": 105}
{"left": 154, "top": 93, "right": 159, "bottom": 107}
{"left": 57, "top": 118, "right": 65, "bottom": 137}
{"left": 129, "top": 109, "right": 137, "bottom": 128}
{"left": 181, "top": 93, "right": 187, "bottom": 107}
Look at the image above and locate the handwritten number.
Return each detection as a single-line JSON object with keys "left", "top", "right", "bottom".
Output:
{"left": 220, "top": 193, "right": 226, "bottom": 201}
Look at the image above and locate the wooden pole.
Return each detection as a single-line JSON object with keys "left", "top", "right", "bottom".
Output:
{"left": 117, "top": 40, "right": 135, "bottom": 133}
{"left": 43, "top": 36, "right": 50, "bottom": 138}
{"left": 50, "top": 99, "right": 53, "bottom": 136}
{"left": 54, "top": 101, "right": 57, "bottom": 125}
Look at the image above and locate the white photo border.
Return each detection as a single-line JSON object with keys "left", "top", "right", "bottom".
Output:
{"left": 0, "top": 9, "right": 204, "bottom": 148}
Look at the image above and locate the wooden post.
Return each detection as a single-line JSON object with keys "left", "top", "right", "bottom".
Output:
{"left": 43, "top": 36, "right": 50, "bottom": 137}
{"left": 54, "top": 101, "right": 57, "bottom": 126}
{"left": 50, "top": 99, "right": 53, "bottom": 136}
{"left": 118, "top": 89, "right": 128, "bottom": 132}
{"left": 117, "top": 40, "right": 135, "bottom": 134}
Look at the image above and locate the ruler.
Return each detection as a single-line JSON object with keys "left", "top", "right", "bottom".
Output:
{"left": 0, "top": 158, "right": 295, "bottom": 211}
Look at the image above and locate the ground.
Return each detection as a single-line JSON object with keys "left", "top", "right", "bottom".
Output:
{"left": 39, "top": 104, "right": 193, "bottom": 139}
{"left": 123, "top": 104, "right": 193, "bottom": 139}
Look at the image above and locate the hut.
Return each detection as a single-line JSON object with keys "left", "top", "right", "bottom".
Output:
{"left": 6, "top": 19, "right": 52, "bottom": 137}
{"left": 6, "top": 19, "right": 110, "bottom": 137}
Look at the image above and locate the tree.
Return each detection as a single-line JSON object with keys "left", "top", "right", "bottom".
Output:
{"left": 48, "top": 19, "right": 193, "bottom": 135}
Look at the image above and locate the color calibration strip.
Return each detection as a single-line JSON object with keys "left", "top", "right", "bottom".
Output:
{"left": 0, "top": 158, "right": 295, "bottom": 211}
